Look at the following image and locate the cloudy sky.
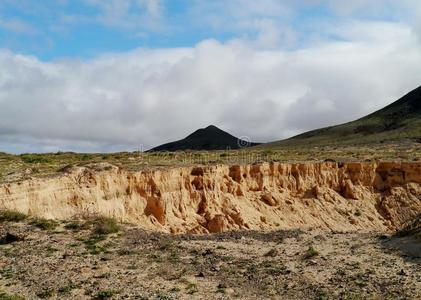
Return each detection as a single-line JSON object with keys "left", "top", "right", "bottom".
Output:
{"left": 1, "top": 0, "right": 421, "bottom": 153}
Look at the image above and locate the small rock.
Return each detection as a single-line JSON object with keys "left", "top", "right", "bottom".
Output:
{"left": 0, "top": 233, "right": 23, "bottom": 244}
{"left": 217, "top": 283, "right": 227, "bottom": 289}
{"left": 264, "top": 248, "right": 279, "bottom": 257}
{"left": 197, "top": 272, "right": 205, "bottom": 278}
{"left": 210, "top": 266, "right": 220, "bottom": 272}
{"left": 202, "top": 249, "right": 213, "bottom": 256}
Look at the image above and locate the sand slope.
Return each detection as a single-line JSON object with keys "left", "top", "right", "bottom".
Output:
{"left": 0, "top": 162, "right": 420, "bottom": 233}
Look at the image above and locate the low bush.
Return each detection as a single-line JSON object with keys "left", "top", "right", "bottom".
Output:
{"left": 304, "top": 246, "right": 319, "bottom": 259}
{"left": 64, "top": 220, "right": 90, "bottom": 231}
{"left": 93, "top": 217, "right": 120, "bottom": 235}
{"left": 20, "top": 154, "right": 52, "bottom": 164}
{"left": 30, "top": 218, "right": 58, "bottom": 230}
{"left": 93, "top": 290, "right": 117, "bottom": 300}
{"left": 0, "top": 290, "right": 25, "bottom": 300}
{"left": 0, "top": 211, "right": 27, "bottom": 223}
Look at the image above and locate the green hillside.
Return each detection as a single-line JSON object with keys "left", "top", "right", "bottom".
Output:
{"left": 263, "top": 86, "right": 421, "bottom": 148}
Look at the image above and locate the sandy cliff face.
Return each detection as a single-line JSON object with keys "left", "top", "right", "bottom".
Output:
{"left": 0, "top": 162, "right": 420, "bottom": 233}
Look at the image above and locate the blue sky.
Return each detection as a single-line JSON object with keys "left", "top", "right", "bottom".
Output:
{"left": 0, "top": 0, "right": 240, "bottom": 59}
{"left": 0, "top": 0, "right": 398, "bottom": 60}
{"left": 0, "top": 1, "right": 421, "bottom": 153}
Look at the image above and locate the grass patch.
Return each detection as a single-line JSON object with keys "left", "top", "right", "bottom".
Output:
{"left": 93, "top": 217, "right": 120, "bottom": 235}
{"left": 0, "top": 290, "right": 25, "bottom": 300}
{"left": 80, "top": 154, "right": 92, "bottom": 161}
{"left": 314, "top": 289, "right": 329, "bottom": 300}
{"left": 64, "top": 220, "right": 89, "bottom": 231}
{"left": 168, "top": 251, "right": 180, "bottom": 263}
{"left": 0, "top": 268, "right": 14, "bottom": 279}
{"left": 0, "top": 211, "right": 27, "bottom": 223}
{"left": 216, "top": 283, "right": 227, "bottom": 294}
{"left": 117, "top": 249, "right": 136, "bottom": 256}
{"left": 83, "top": 235, "right": 108, "bottom": 255}
{"left": 45, "top": 246, "right": 59, "bottom": 254}
{"left": 20, "top": 154, "right": 52, "bottom": 164}
{"left": 93, "top": 290, "right": 117, "bottom": 299}
{"left": 0, "top": 144, "right": 419, "bottom": 185}
{"left": 36, "top": 288, "right": 54, "bottom": 299}
{"left": 304, "top": 246, "right": 319, "bottom": 259}
{"left": 186, "top": 283, "right": 198, "bottom": 295}
{"left": 58, "top": 283, "right": 77, "bottom": 294}
{"left": 156, "top": 294, "right": 173, "bottom": 300}
{"left": 30, "top": 218, "right": 58, "bottom": 230}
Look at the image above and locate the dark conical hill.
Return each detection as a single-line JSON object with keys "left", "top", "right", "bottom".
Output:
{"left": 149, "top": 125, "right": 260, "bottom": 151}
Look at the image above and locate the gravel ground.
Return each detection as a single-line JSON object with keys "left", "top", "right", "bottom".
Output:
{"left": 1, "top": 220, "right": 421, "bottom": 300}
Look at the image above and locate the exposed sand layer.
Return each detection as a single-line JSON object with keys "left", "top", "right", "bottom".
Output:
{"left": 0, "top": 162, "right": 420, "bottom": 233}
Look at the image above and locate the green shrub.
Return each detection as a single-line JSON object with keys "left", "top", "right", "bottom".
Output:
{"left": 93, "top": 217, "right": 120, "bottom": 235}
{"left": 36, "top": 289, "right": 54, "bottom": 299}
{"left": 263, "top": 150, "right": 275, "bottom": 156}
{"left": 80, "top": 154, "right": 92, "bottom": 161}
{"left": 0, "top": 211, "right": 27, "bottom": 223}
{"left": 64, "top": 221, "right": 89, "bottom": 231}
{"left": 30, "top": 218, "right": 58, "bottom": 230}
{"left": 0, "top": 290, "right": 25, "bottom": 300}
{"left": 83, "top": 235, "right": 107, "bottom": 255}
{"left": 20, "top": 154, "right": 52, "bottom": 164}
{"left": 93, "top": 290, "right": 117, "bottom": 300}
{"left": 304, "top": 246, "right": 319, "bottom": 259}
{"left": 58, "top": 283, "right": 77, "bottom": 294}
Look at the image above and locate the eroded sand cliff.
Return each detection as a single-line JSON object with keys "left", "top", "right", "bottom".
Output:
{"left": 0, "top": 162, "right": 420, "bottom": 233}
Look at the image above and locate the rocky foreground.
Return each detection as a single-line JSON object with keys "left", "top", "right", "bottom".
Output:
{"left": 0, "top": 218, "right": 421, "bottom": 300}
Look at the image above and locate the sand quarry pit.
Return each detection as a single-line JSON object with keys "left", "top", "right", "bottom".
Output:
{"left": 0, "top": 161, "right": 420, "bottom": 299}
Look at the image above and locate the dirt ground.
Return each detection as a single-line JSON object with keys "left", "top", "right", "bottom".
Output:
{"left": 0, "top": 220, "right": 420, "bottom": 300}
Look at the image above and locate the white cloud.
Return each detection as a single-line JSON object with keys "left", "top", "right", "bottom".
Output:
{"left": 187, "top": 0, "right": 293, "bottom": 47}
{"left": 0, "top": 20, "right": 420, "bottom": 153}
{"left": 82, "top": 0, "right": 164, "bottom": 30}
{"left": 138, "top": 0, "right": 163, "bottom": 18}
{"left": 0, "top": 17, "right": 37, "bottom": 35}
{"left": 190, "top": 0, "right": 290, "bottom": 20}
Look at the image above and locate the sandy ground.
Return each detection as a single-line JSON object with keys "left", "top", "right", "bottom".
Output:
{"left": 1, "top": 221, "right": 421, "bottom": 300}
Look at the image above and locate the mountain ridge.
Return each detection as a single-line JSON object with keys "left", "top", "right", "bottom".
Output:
{"left": 262, "top": 85, "right": 421, "bottom": 148}
{"left": 149, "top": 125, "right": 260, "bottom": 151}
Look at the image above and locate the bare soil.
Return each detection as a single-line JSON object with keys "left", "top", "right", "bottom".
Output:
{"left": 1, "top": 220, "right": 421, "bottom": 300}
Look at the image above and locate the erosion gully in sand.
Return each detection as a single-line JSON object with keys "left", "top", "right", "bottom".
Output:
{"left": 1, "top": 161, "right": 420, "bottom": 233}
{"left": 0, "top": 160, "right": 420, "bottom": 299}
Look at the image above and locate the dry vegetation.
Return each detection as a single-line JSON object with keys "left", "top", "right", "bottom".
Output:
{"left": 0, "top": 142, "right": 420, "bottom": 184}
{"left": 0, "top": 214, "right": 421, "bottom": 300}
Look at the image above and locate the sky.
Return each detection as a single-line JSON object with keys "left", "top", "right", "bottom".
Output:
{"left": 0, "top": 0, "right": 421, "bottom": 153}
